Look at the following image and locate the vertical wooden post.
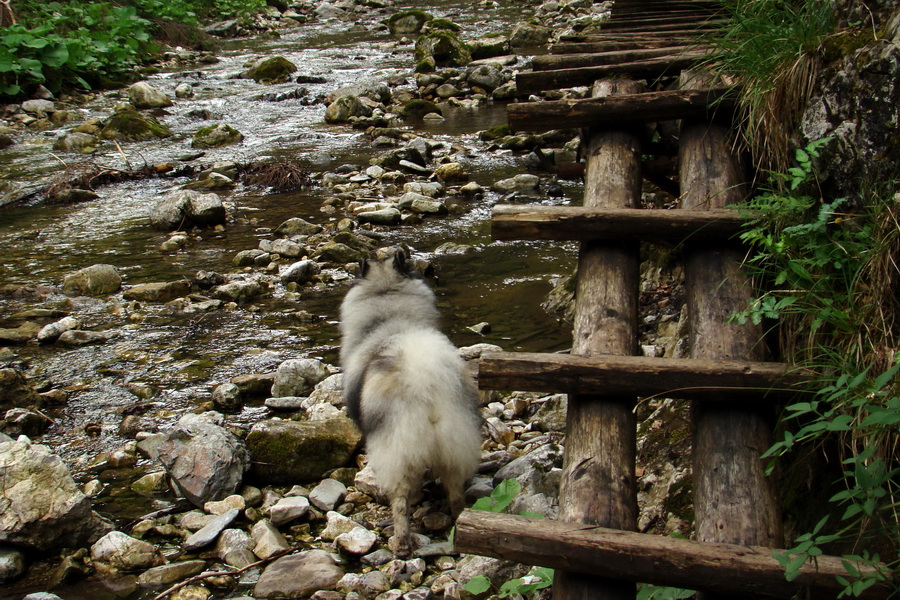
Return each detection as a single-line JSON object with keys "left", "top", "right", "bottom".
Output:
{"left": 553, "top": 79, "right": 644, "bottom": 600}
{"left": 678, "top": 71, "right": 783, "bottom": 584}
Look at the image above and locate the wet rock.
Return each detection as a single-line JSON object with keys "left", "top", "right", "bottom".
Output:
{"left": 435, "top": 83, "right": 462, "bottom": 98}
{"left": 400, "top": 99, "right": 442, "bottom": 119}
{"left": 175, "top": 83, "right": 194, "bottom": 98}
{"left": 3, "top": 408, "right": 53, "bottom": 437}
{"left": 0, "top": 322, "right": 40, "bottom": 344}
{"left": 62, "top": 263, "right": 122, "bottom": 296}
{"left": 281, "top": 259, "right": 321, "bottom": 285}
{"left": 128, "top": 82, "right": 174, "bottom": 109}
{"left": 157, "top": 413, "right": 251, "bottom": 508}
{"left": 255, "top": 549, "right": 344, "bottom": 599}
{"left": 213, "top": 279, "right": 263, "bottom": 303}
{"left": 247, "top": 417, "right": 362, "bottom": 483}
{"left": 36, "top": 316, "right": 79, "bottom": 343}
{"left": 387, "top": 10, "right": 432, "bottom": 34}
{"left": 415, "top": 30, "right": 471, "bottom": 67}
{"left": 150, "top": 189, "right": 227, "bottom": 229}
{"left": 271, "top": 358, "right": 330, "bottom": 397}
{"left": 492, "top": 80, "right": 518, "bottom": 101}
{"left": 232, "top": 372, "right": 276, "bottom": 396}
{"left": 244, "top": 56, "right": 298, "bottom": 84}
{"left": 212, "top": 382, "right": 243, "bottom": 413}
{"left": 269, "top": 495, "right": 310, "bottom": 526}
{"left": 313, "top": 241, "right": 368, "bottom": 264}
{"left": 183, "top": 508, "right": 240, "bottom": 552}
{"left": 357, "top": 207, "right": 401, "bottom": 225}
{"left": 468, "top": 35, "right": 510, "bottom": 60}
{"left": 275, "top": 217, "right": 323, "bottom": 236}
{"left": 251, "top": 519, "right": 290, "bottom": 559}
{"left": 100, "top": 105, "right": 173, "bottom": 141}
{"left": 192, "top": 123, "right": 244, "bottom": 149}
{"left": 327, "top": 81, "right": 392, "bottom": 105}
{"left": 269, "top": 238, "right": 305, "bottom": 257}
{"left": 90, "top": 530, "right": 165, "bottom": 571}
{"left": 409, "top": 197, "right": 448, "bottom": 215}
{"left": 492, "top": 173, "right": 540, "bottom": 193}
{"left": 433, "top": 162, "right": 468, "bottom": 183}
{"left": 137, "top": 560, "right": 207, "bottom": 588}
{"left": 234, "top": 249, "right": 269, "bottom": 267}
{"left": 0, "top": 547, "right": 25, "bottom": 582}
{"left": 264, "top": 396, "right": 304, "bottom": 411}
{"left": 124, "top": 280, "right": 192, "bottom": 303}
{"left": 131, "top": 471, "right": 169, "bottom": 496}
{"left": 509, "top": 22, "right": 553, "bottom": 47}
{"left": 53, "top": 131, "right": 100, "bottom": 153}
{"left": 325, "top": 95, "right": 374, "bottom": 124}
{"left": 467, "top": 64, "right": 505, "bottom": 92}
{"left": 57, "top": 329, "right": 115, "bottom": 346}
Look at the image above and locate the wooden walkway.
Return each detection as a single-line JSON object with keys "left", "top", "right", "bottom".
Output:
{"left": 455, "top": 1, "right": 894, "bottom": 598}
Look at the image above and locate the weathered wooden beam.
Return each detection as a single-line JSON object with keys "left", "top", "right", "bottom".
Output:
{"left": 507, "top": 87, "right": 735, "bottom": 132}
{"left": 532, "top": 45, "right": 708, "bottom": 71}
{"left": 551, "top": 38, "right": 696, "bottom": 53}
{"left": 476, "top": 351, "right": 807, "bottom": 399}
{"left": 598, "top": 18, "right": 725, "bottom": 32}
{"left": 516, "top": 51, "right": 707, "bottom": 94}
{"left": 559, "top": 29, "right": 717, "bottom": 41}
{"left": 455, "top": 511, "right": 895, "bottom": 600}
{"left": 490, "top": 205, "right": 745, "bottom": 242}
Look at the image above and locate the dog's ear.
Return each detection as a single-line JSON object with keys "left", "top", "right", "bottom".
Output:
{"left": 359, "top": 258, "right": 370, "bottom": 277}
{"left": 392, "top": 248, "right": 409, "bottom": 274}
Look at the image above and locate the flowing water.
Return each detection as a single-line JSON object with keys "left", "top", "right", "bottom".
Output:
{"left": 0, "top": 0, "right": 577, "bottom": 522}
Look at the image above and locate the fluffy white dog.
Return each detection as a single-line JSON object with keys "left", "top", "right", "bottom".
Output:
{"left": 340, "top": 249, "right": 481, "bottom": 557}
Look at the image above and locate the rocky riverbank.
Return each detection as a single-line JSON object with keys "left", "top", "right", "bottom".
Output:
{"left": 0, "top": 1, "right": 696, "bottom": 599}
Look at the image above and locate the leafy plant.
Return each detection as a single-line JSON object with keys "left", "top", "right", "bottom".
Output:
{"left": 733, "top": 138, "right": 900, "bottom": 596}
{"left": 635, "top": 585, "right": 694, "bottom": 600}
{"left": 464, "top": 480, "right": 555, "bottom": 598}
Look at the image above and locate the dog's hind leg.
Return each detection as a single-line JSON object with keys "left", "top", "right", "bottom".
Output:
{"left": 389, "top": 489, "right": 412, "bottom": 558}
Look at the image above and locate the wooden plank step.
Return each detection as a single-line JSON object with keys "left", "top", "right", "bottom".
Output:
{"left": 491, "top": 205, "right": 744, "bottom": 242}
{"left": 507, "top": 87, "right": 735, "bottom": 132}
{"left": 559, "top": 28, "right": 717, "bottom": 41}
{"left": 517, "top": 52, "right": 708, "bottom": 94}
{"left": 598, "top": 18, "right": 725, "bottom": 32}
{"left": 532, "top": 45, "right": 708, "bottom": 71}
{"left": 455, "top": 511, "right": 894, "bottom": 600}
{"left": 551, "top": 38, "right": 698, "bottom": 53}
{"left": 476, "top": 351, "right": 808, "bottom": 400}
{"left": 601, "top": 14, "right": 721, "bottom": 27}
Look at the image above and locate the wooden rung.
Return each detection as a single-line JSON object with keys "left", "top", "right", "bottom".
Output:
{"left": 508, "top": 86, "right": 734, "bottom": 131}
{"left": 551, "top": 39, "right": 697, "bottom": 53}
{"left": 516, "top": 51, "right": 708, "bottom": 95}
{"left": 476, "top": 351, "right": 809, "bottom": 400}
{"left": 455, "top": 511, "right": 894, "bottom": 600}
{"left": 598, "top": 19, "right": 725, "bottom": 33}
{"left": 532, "top": 46, "right": 708, "bottom": 71}
{"left": 491, "top": 205, "right": 745, "bottom": 243}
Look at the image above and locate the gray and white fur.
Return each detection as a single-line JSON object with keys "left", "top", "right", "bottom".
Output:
{"left": 340, "top": 250, "right": 481, "bottom": 557}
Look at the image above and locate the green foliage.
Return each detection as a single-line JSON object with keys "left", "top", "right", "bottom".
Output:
{"left": 635, "top": 585, "right": 694, "bottom": 600}
{"left": 734, "top": 139, "right": 900, "bottom": 597}
{"left": 465, "top": 480, "right": 554, "bottom": 598}
{"left": 0, "top": 2, "right": 152, "bottom": 96}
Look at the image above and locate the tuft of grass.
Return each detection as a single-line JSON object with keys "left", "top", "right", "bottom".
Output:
{"left": 703, "top": 0, "right": 838, "bottom": 172}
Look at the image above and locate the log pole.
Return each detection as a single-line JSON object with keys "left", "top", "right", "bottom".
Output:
{"left": 678, "top": 71, "right": 784, "bottom": 594}
{"left": 552, "top": 78, "right": 644, "bottom": 600}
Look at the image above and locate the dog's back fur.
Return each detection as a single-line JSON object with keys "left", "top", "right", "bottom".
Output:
{"left": 340, "top": 250, "right": 481, "bottom": 557}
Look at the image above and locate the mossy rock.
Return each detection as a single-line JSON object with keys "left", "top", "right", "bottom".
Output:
{"left": 400, "top": 99, "right": 442, "bottom": 119}
{"left": 99, "top": 106, "right": 173, "bottom": 142}
{"left": 415, "top": 56, "right": 437, "bottom": 74}
{"left": 478, "top": 123, "right": 511, "bottom": 141}
{"left": 243, "top": 56, "right": 298, "bottom": 85}
{"left": 425, "top": 18, "right": 461, "bottom": 32}
{"left": 415, "top": 30, "right": 471, "bottom": 68}
{"left": 469, "top": 34, "right": 510, "bottom": 60}
{"left": 192, "top": 123, "right": 244, "bottom": 149}
{"left": 386, "top": 9, "right": 432, "bottom": 34}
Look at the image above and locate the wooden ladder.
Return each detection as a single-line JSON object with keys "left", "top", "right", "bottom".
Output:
{"left": 455, "top": 1, "right": 893, "bottom": 599}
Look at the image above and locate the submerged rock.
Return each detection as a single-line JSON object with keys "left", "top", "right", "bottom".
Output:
{"left": 99, "top": 105, "right": 173, "bottom": 142}
{"left": 149, "top": 190, "right": 227, "bottom": 230}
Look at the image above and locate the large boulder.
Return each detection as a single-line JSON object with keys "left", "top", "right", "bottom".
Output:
{"left": 324, "top": 95, "right": 374, "bottom": 124}
{"left": 243, "top": 56, "right": 298, "bottom": 84}
{"left": 509, "top": 22, "right": 553, "bottom": 47}
{"left": 386, "top": 10, "right": 432, "bottom": 35}
{"left": 0, "top": 439, "right": 113, "bottom": 551}
{"left": 90, "top": 530, "right": 165, "bottom": 571}
{"left": 149, "top": 190, "right": 227, "bottom": 230}
{"left": 247, "top": 417, "right": 361, "bottom": 483}
{"left": 128, "top": 82, "right": 174, "bottom": 109}
{"left": 156, "top": 413, "right": 251, "bottom": 508}
{"left": 0, "top": 368, "right": 42, "bottom": 410}
{"left": 62, "top": 264, "right": 122, "bottom": 296}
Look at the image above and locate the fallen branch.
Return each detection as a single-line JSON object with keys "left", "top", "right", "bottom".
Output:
{"left": 151, "top": 548, "right": 293, "bottom": 600}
